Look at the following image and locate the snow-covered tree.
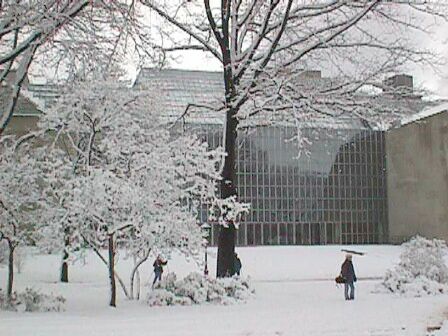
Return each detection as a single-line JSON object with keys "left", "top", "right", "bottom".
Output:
{"left": 140, "top": 0, "right": 448, "bottom": 276}
{"left": 38, "top": 77, "right": 223, "bottom": 306}
{"left": 0, "top": 1, "right": 158, "bottom": 135}
{"left": 33, "top": 150, "right": 78, "bottom": 283}
{"left": 0, "top": 139, "right": 42, "bottom": 301}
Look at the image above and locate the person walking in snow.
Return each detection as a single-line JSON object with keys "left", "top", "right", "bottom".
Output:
{"left": 340, "top": 254, "right": 357, "bottom": 300}
{"left": 234, "top": 252, "right": 242, "bottom": 276}
{"left": 152, "top": 255, "right": 167, "bottom": 288}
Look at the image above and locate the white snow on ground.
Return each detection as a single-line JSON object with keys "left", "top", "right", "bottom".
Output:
{"left": 1, "top": 245, "right": 447, "bottom": 336}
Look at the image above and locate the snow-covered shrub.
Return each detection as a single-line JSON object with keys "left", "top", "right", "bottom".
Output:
{"left": 0, "top": 288, "right": 66, "bottom": 312}
{"left": 147, "top": 272, "right": 254, "bottom": 306}
{"left": 147, "top": 289, "right": 177, "bottom": 306}
{"left": 18, "top": 288, "right": 66, "bottom": 312}
{"left": 173, "top": 272, "right": 208, "bottom": 303}
{"left": 218, "top": 276, "right": 254, "bottom": 302}
{"left": 377, "top": 236, "right": 448, "bottom": 296}
{"left": 0, "top": 289, "right": 16, "bottom": 311}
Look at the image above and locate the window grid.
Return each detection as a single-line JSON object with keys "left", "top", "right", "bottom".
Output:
{"left": 196, "top": 126, "right": 387, "bottom": 246}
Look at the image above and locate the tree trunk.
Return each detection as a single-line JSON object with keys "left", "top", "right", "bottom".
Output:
{"left": 217, "top": 224, "right": 236, "bottom": 277}
{"left": 108, "top": 234, "right": 116, "bottom": 307}
{"left": 129, "top": 249, "right": 151, "bottom": 300}
{"left": 60, "top": 234, "right": 70, "bottom": 282}
{"left": 7, "top": 240, "right": 14, "bottom": 301}
{"left": 216, "top": 85, "right": 239, "bottom": 277}
{"left": 84, "top": 235, "right": 129, "bottom": 298}
{"left": 60, "top": 258, "right": 69, "bottom": 283}
{"left": 135, "top": 268, "right": 141, "bottom": 300}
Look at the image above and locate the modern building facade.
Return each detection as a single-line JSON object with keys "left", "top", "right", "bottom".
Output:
{"left": 134, "top": 69, "right": 393, "bottom": 245}
{"left": 201, "top": 126, "right": 388, "bottom": 246}
{"left": 4, "top": 68, "right": 442, "bottom": 245}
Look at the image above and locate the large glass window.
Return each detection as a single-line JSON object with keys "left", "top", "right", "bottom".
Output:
{"left": 196, "top": 125, "right": 387, "bottom": 246}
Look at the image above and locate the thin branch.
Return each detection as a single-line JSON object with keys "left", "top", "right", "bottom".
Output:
{"left": 141, "top": 0, "right": 223, "bottom": 62}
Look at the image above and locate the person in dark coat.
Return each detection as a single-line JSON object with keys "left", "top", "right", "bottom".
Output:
{"left": 340, "top": 254, "right": 357, "bottom": 300}
{"left": 234, "top": 252, "right": 242, "bottom": 276}
{"left": 152, "top": 255, "right": 168, "bottom": 288}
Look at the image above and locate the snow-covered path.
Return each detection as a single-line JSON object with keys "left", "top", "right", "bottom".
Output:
{"left": 0, "top": 246, "right": 447, "bottom": 336}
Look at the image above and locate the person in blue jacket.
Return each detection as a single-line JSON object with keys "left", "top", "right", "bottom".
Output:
{"left": 340, "top": 254, "right": 357, "bottom": 300}
{"left": 152, "top": 255, "right": 167, "bottom": 288}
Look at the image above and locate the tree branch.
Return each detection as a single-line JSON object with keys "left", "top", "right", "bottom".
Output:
{"left": 141, "top": 0, "right": 223, "bottom": 62}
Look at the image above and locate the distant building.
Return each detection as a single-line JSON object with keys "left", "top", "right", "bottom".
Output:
{"left": 3, "top": 68, "right": 443, "bottom": 245}
{"left": 1, "top": 71, "right": 42, "bottom": 136}
{"left": 133, "top": 69, "right": 424, "bottom": 245}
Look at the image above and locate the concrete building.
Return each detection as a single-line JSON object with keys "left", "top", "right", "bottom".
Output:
{"left": 386, "top": 103, "right": 448, "bottom": 243}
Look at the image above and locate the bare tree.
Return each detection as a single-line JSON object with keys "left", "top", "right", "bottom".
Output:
{"left": 139, "top": 0, "right": 447, "bottom": 277}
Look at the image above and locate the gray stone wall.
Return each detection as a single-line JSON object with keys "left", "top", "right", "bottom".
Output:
{"left": 386, "top": 111, "right": 448, "bottom": 243}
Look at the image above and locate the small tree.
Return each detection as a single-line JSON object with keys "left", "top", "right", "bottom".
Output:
{"left": 38, "top": 77, "right": 223, "bottom": 306}
{"left": 0, "top": 140, "right": 42, "bottom": 301}
{"left": 36, "top": 152, "right": 79, "bottom": 283}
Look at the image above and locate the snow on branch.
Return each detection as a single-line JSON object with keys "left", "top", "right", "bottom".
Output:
{"left": 209, "top": 195, "right": 250, "bottom": 228}
{"left": 141, "top": 0, "right": 446, "bottom": 134}
{"left": 36, "top": 74, "right": 224, "bottom": 262}
{"left": 0, "top": 0, "right": 162, "bottom": 133}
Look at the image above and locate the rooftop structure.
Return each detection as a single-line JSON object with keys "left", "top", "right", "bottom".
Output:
{"left": 133, "top": 68, "right": 425, "bottom": 131}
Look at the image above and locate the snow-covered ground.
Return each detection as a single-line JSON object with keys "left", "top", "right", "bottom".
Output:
{"left": 1, "top": 245, "right": 447, "bottom": 336}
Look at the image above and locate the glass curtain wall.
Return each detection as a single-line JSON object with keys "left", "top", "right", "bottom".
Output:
{"left": 195, "top": 125, "right": 387, "bottom": 246}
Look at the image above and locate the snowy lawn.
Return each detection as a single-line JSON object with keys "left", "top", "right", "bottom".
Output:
{"left": 1, "top": 245, "right": 447, "bottom": 336}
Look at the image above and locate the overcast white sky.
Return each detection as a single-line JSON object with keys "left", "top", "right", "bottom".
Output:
{"left": 156, "top": 12, "right": 448, "bottom": 99}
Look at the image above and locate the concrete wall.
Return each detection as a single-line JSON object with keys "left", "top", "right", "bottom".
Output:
{"left": 386, "top": 111, "right": 448, "bottom": 243}
{"left": 4, "top": 116, "right": 40, "bottom": 136}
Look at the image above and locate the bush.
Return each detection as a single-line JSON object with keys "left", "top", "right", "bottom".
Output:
{"left": 0, "top": 289, "right": 17, "bottom": 311}
{"left": 377, "top": 236, "right": 448, "bottom": 296}
{"left": 0, "top": 288, "right": 66, "bottom": 312}
{"left": 147, "top": 272, "right": 254, "bottom": 306}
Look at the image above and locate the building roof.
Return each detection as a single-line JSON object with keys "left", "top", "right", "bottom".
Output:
{"left": 133, "top": 68, "right": 367, "bottom": 129}
{"left": 133, "top": 68, "right": 428, "bottom": 131}
{"left": 3, "top": 67, "right": 432, "bottom": 131}
{"left": 0, "top": 69, "right": 59, "bottom": 117}
{"left": 134, "top": 68, "right": 224, "bottom": 124}
{"left": 0, "top": 85, "right": 42, "bottom": 117}
{"left": 400, "top": 101, "right": 448, "bottom": 126}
